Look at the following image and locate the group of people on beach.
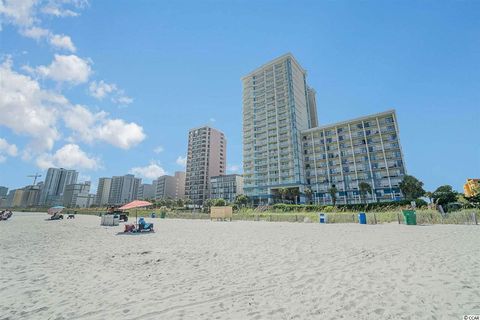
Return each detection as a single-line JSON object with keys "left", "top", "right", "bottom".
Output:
{"left": 0, "top": 210, "right": 13, "bottom": 221}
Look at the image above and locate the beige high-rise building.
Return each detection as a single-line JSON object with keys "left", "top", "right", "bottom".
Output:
{"left": 154, "top": 171, "right": 185, "bottom": 200}
{"left": 96, "top": 177, "right": 112, "bottom": 206}
{"left": 185, "top": 126, "right": 226, "bottom": 205}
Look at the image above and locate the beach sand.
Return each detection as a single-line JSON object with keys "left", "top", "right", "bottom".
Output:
{"left": 1, "top": 212, "right": 479, "bottom": 319}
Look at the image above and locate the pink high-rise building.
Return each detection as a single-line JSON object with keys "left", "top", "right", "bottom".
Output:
{"left": 185, "top": 126, "right": 226, "bottom": 205}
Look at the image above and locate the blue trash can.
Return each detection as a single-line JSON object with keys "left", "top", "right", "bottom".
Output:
{"left": 358, "top": 212, "right": 367, "bottom": 224}
{"left": 319, "top": 213, "right": 327, "bottom": 224}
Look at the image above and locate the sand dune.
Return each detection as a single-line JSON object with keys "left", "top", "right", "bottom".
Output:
{"left": 1, "top": 212, "right": 479, "bottom": 319}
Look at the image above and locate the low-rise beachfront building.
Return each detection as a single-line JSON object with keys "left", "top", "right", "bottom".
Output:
{"left": 301, "top": 110, "right": 406, "bottom": 204}
{"left": 209, "top": 174, "right": 244, "bottom": 203}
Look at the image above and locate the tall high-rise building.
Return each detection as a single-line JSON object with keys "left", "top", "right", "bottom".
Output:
{"left": 242, "top": 54, "right": 407, "bottom": 205}
{"left": 96, "top": 177, "right": 112, "bottom": 206}
{"left": 108, "top": 174, "right": 141, "bottom": 205}
{"left": 137, "top": 183, "right": 155, "bottom": 200}
{"left": 185, "top": 126, "right": 226, "bottom": 205}
{"left": 242, "top": 53, "right": 314, "bottom": 204}
{"left": 39, "top": 168, "right": 78, "bottom": 206}
{"left": 302, "top": 110, "right": 406, "bottom": 204}
{"left": 63, "top": 182, "right": 94, "bottom": 208}
{"left": 154, "top": 171, "right": 186, "bottom": 200}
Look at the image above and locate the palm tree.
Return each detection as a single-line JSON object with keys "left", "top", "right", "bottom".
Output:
{"left": 359, "top": 182, "right": 372, "bottom": 204}
{"left": 425, "top": 191, "right": 433, "bottom": 204}
{"left": 278, "top": 188, "right": 288, "bottom": 203}
{"left": 328, "top": 186, "right": 338, "bottom": 206}
{"left": 289, "top": 188, "right": 300, "bottom": 205}
{"left": 304, "top": 188, "right": 313, "bottom": 204}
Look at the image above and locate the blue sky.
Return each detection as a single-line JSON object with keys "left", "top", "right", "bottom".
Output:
{"left": 0, "top": 0, "right": 479, "bottom": 192}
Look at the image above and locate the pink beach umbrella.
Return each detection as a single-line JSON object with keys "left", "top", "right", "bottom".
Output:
{"left": 118, "top": 200, "right": 153, "bottom": 225}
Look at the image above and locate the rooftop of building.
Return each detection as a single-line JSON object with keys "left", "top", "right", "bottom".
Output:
{"left": 241, "top": 53, "right": 307, "bottom": 80}
{"left": 301, "top": 109, "right": 397, "bottom": 134}
{"left": 188, "top": 125, "right": 225, "bottom": 135}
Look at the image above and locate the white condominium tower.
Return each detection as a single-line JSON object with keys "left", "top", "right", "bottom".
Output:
{"left": 242, "top": 53, "right": 317, "bottom": 205}
{"left": 185, "top": 126, "right": 226, "bottom": 205}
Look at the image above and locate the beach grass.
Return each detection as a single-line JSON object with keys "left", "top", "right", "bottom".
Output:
{"left": 23, "top": 207, "right": 480, "bottom": 225}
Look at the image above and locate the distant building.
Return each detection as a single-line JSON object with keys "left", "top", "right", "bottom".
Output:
{"left": 154, "top": 171, "right": 186, "bottom": 200}
{"left": 21, "top": 185, "right": 41, "bottom": 207}
{"left": 137, "top": 183, "right": 155, "bottom": 200}
{"left": 302, "top": 110, "right": 406, "bottom": 204}
{"left": 209, "top": 174, "right": 244, "bottom": 203}
{"left": 108, "top": 174, "right": 141, "bottom": 205}
{"left": 4, "top": 190, "right": 16, "bottom": 207}
{"left": 3, "top": 185, "right": 41, "bottom": 208}
{"left": 63, "top": 182, "right": 95, "bottom": 208}
{"left": 464, "top": 179, "right": 479, "bottom": 197}
{"left": 95, "top": 177, "right": 112, "bottom": 206}
{"left": 11, "top": 189, "right": 25, "bottom": 207}
{"left": 39, "top": 168, "right": 78, "bottom": 206}
{"left": 0, "top": 186, "right": 8, "bottom": 199}
{"left": 185, "top": 126, "right": 226, "bottom": 205}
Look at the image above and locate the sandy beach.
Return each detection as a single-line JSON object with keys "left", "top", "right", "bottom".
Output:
{"left": 1, "top": 212, "right": 479, "bottom": 319}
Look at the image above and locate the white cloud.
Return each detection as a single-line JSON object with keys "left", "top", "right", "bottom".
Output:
{"left": 89, "top": 80, "right": 133, "bottom": 106}
{"left": 1, "top": 58, "right": 145, "bottom": 156}
{"left": 36, "top": 143, "right": 100, "bottom": 170}
{"left": 0, "top": 138, "right": 18, "bottom": 162}
{"left": 89, "top": 80, "right": 116, "bottom": 99}
{"left": 176, "top": 155, "right": 187, "bottom": 167}
{"left": 0, "top": 58, "right": 65, "bottom": 152}
{"left": 49, "top": 34, "right": 76, "bottom": 52}
{"left": 20, "top": 28, "right": 76, "bottom": 52}
{"left": 63, "top": 105, "right": 145, "bottom": 149}
{"left": 21, "top": 26, "right": 50, "bottom": 39}
{"left": 36, "top": 54, "right": 91, "bottom": 84}
{"left": 115, "top": 95, "right": 133, "bottom": 105}
{"left": 0, "top": 0, "right": 38, "bottom": 27}
{"left": 0, "top": 0, "right": 84, "bottom": 52}
{"left": 130, "top": 161, "right": 166, "bottom": 180}
{"left": 41, "top": 5, "right": 78, "bottom": 17}
{"left": 96, "top": 119, "right": 145, "bottom": 149}
{"left": 227, "top": 164, "right": 241, "bottom": 173}
{"left": 153, "top": 146, "right": 164, "bottom": 154}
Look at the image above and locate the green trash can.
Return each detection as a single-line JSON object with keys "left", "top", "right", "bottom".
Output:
{"left": 160, "top": 211, "right": 166, "bottom": 219}
{"left": 402, "top": 210, "right": 417, "bottom": 225}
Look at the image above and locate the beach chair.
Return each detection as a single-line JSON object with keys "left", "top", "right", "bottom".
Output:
{"left": 137, "top": 217, "right": 154, "bottom": 232}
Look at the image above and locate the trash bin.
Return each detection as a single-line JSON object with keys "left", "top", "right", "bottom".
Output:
{"left": 319, "top": 213, "right": 327, "bottom": 224}
{"left": 151, "top": 212, "right": 156, "bottom": 218}
{"left": 358, "top": 212, "right": 367, "bottom": 224}
{"left": 402, "top": 210, "right": 417, "bottom": 225}
{"left": 160, "top": 212, "right": 166, "bottom": 219}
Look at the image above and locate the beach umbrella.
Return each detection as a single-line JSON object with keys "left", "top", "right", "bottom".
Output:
{"left": 118, "top": 200, "right": 153, "bottom": 225}
{"left": 48, "top": 206, "right": 65, "bottom": 215}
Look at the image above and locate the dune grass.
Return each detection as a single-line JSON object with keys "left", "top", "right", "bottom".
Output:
{"left": 31, "top": 207, "right": 480, "bottom": 225}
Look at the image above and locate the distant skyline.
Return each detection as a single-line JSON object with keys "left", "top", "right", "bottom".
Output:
{"left": 1, "top": 0, "right": 479, "bottom": 193}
